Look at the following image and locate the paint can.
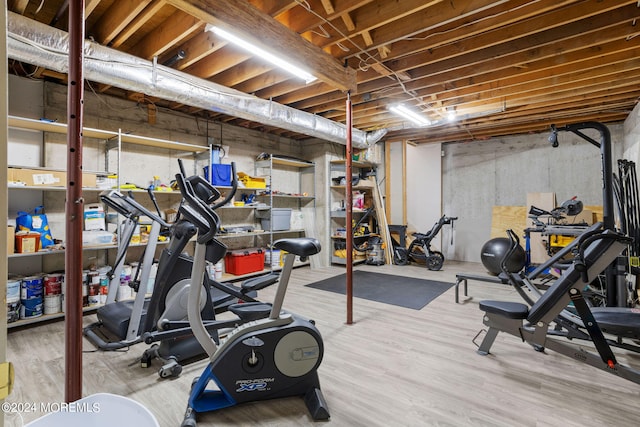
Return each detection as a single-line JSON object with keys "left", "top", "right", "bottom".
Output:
{"left": 44, "top": 273, "right": 63, "bottom": 295}
{"left": 21, "top": 275, "right": 43, "bottom": 300}
{"left": 43, "top": 294, "right": 61, "bottom": 315}
{"left": 265, "top": 249, "right": 281, "bottom": 268}
{"left": 82, "top": 270, "right": 89, "bottom": 307}
{"left": 118, "top": 265, "right": 132, "bottom": 301}
{"left": 99, "top": 274, "right": 109, "bottom": 304}
{"left": 7, "top": 301, "right": 21, "bottom": 323}
{"left": 7, "top": 278, "right": 21, "bottom": 304}
{"left": 20, "top": 297, "right": 43, "bottom": 319}
{"left": 88, "top": 283, "right": 101, "bottom": 305}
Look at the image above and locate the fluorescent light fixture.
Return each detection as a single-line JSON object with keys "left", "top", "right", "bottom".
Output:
{"left": 389, "top": 104, "right": 431, "bottom": 127}
{"left": 205, "top": 24, "right": 317, "bottom": 84}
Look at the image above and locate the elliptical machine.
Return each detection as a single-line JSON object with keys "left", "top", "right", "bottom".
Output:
{"left": 172, "top": 164, "right": 329, "bottom": 426}
{"left": 138, "top": 163, "right": 278, "bottom": 378}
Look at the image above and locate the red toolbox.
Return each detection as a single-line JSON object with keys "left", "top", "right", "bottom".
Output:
{"left": 224, "top": 248, "right": 265, "bottom": 275}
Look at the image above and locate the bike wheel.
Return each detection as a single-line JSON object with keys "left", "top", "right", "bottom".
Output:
{"left": 393, "top": 247, "right": 409, "bottom": 265}
{"left": 426, "top": 251, "right": 445, "bottom": 271}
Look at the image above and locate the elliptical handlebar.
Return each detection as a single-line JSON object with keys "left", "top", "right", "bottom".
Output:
{"left": 174, "top": 173, "right": 218, "bottom": 244}
{"left": 100, "top": 190, "right": 170, "bottom": 228}
{"left": 174, "top": 160, "right": 238, "bottom": 244}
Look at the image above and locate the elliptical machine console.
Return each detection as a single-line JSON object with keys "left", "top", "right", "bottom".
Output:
{"left": 173, "top": 162, "right": 330, "bottom": 426}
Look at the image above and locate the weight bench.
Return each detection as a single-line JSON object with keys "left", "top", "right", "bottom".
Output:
{"left": 454, "top": 273, "right": 509, "bottom": 303}
{"left": 475, "top": 230, "right": 640, "bottom": 385}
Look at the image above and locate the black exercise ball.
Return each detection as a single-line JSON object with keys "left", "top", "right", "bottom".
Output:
{"left": 480, "top": 237, "right": 526, "bottom": 275}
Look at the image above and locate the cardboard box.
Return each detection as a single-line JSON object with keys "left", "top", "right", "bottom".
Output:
{"left": 8, "top": 167, "right": 97, "bottom": 188}
{"left": 7, "top": 225, "right": 15, "bottom": 254}
{"left": 9, "top": 167, "right": 65, "bottom": 187}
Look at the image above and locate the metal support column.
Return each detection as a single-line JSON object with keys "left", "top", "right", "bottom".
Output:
{"left": 65, "top": 0, "right": 85, "bottom": 403}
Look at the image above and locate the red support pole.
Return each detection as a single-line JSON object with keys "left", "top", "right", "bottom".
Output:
{"left": 65, "top": 0, "right": 85, "bottom": 403}
{"left": 345, "top": 92, "right": 353, "bottom": 325}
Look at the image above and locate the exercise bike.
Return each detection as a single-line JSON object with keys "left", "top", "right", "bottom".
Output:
{"left": 400, "top": 215, "right": 457, "bottom": 270}
{"left": 172, "top": 166, "right": 329, "bottom": 426}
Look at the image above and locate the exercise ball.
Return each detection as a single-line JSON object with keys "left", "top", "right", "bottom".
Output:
{"left": 480, "top": 237, "right": 526, "bottom": 275}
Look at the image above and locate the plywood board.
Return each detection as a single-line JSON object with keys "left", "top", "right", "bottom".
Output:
{"left": 490, "top": 206, "right": 527, "bottom": 239}
{"left": 526, "top": 193, "right": 556, "bottom": 264}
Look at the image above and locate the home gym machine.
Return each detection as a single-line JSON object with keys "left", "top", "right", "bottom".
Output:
{"left": 171, "top": 164, "right": 329, "bottom": 426}
{"left": 475, "top": 226, "right": 640, "bottom": 385}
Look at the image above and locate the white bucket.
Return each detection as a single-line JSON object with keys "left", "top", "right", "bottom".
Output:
{"left": 7, "top": 279, "right": 21, "bottom": 304}
{"left": 44, "top": 294, "right": 62, "bottom": 315}
{"left": 265, "top": 249, "right": 281, "bottom": 267}
{"left": 117, "top": 282, "right": 132, "bottom": 301}
{"left": 214, "top": 261, "right": 223, "bottom": 280}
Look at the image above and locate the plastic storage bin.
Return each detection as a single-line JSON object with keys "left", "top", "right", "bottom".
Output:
{"left": 24, "top": 393, "right": 159, "bottom": 427}
{"left": 225, "top": 248, "right": 265, "bottom": 275}
{"left": 256, "top": 208, "right": 292, "bottom": 231}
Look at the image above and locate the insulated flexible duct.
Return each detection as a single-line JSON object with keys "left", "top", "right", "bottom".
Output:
{"left": 6, "top": 12, "right": 386, "bottom": 148}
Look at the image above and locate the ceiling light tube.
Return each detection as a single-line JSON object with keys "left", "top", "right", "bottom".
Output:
{"left": 205, "top": 24, "right": 317, "bottom": 84}
{"left": 389, "top": 104, "right": 431, "bottom": 127}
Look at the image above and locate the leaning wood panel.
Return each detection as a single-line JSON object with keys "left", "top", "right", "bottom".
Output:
{"left": 490, "top": 206, "right": 527, "bottom": 239}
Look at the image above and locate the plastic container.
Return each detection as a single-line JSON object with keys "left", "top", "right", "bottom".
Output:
{"left": 24, "top": 393, "right": 159, "bottom": 427}
{"left": 15, "top": 231, "right": 41, "bottom": 253}
{"left": 256, "top": 208, "right": 291, "bottom": 231}
{"left": 225, "top": 248, "right": 265, "bottom": 275}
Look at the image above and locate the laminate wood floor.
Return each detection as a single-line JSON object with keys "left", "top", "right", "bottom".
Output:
{"left": 6, "top": 261, "right": 640, "bottom": 426}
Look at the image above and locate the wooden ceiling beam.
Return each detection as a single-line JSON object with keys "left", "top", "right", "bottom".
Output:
{"left": 90, "top": 0, "right": 153, "bottom": 45}
{"left": 360, "top": 2, "right": 640, "bottom": 84}
{"left": 184, "top": 48, "right": 252, "bottom": 79}
{"left": 249, "top": 0, "right": 299, "bottom": 17}
{"left": 266, "top": 1, "right": 636, "bottom": 112}
{"left": 8, "top": 0, "right": 29, "bottom": 14}
{"left": 109, "top": 0, "right": 166, "bottom": 48}
{"left": 163, "top": 0, "right": 357, "bottom": 91}
{"left": 321, "top": 0, "right": 522, "bottom": 57}
{"left": 338, "top": 0, "right": 569, "bottom": 61}
{"left": 420, "top": 42, "right": 640, "bottom": 105}
{"left": 129, "top": 10, "right": 202, "bottom": 59}
{"left": 159, "top": 31, "right": 220, "bottom": 70}
{"left": 289, "top": 14, "right": 638, "bottom": 114}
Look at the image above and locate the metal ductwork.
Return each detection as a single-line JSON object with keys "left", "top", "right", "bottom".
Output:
{"left": 6, "top": 12, "right": 386, "bottom": 148}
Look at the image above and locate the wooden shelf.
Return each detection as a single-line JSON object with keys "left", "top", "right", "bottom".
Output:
{"left": 8, "top": 115, "right": 208, "bottom": 152}
{"left": 7, "top": 304, "right": 99, "bottom": 329}
{"left": 8, "top": 240, "right": 170, "bottom": 259}
{"left": 330, "top": 159, "right": 377, "bottom": 169}
{"left": 256, "top": 156, "right": 314, "bottom": 169}
{"left": 220, "top": 260, "right": 310, "bottom": 282}
{"left": 256, "top": 193, "right": 314, "bottom": 200}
